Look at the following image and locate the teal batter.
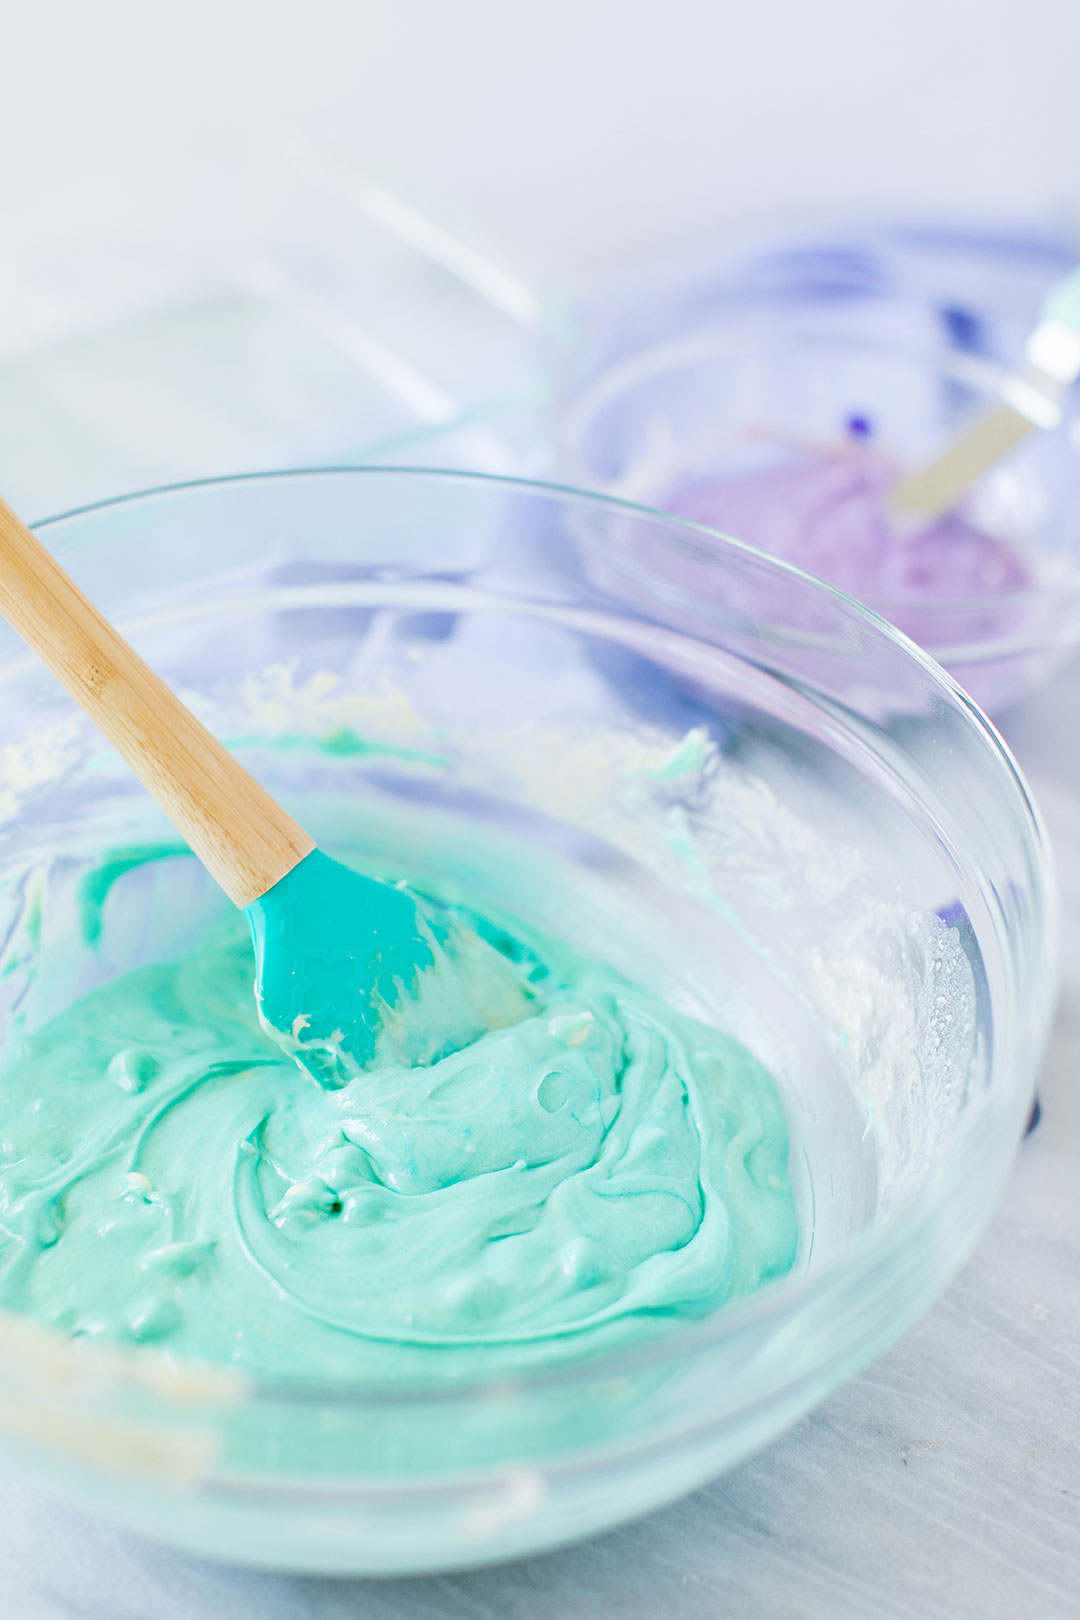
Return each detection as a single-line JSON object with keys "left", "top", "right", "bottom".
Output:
{"left": 0, "top": 849, "right": 798, "bottom": 1382}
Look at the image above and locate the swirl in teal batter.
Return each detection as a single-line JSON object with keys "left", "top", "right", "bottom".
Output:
{"left": 0, "top": 855, "right": 797, "bottom": 1382}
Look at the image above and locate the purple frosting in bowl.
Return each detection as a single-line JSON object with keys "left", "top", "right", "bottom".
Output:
{"left": 663, "top": 451, "right": 1034, "bottom": 654}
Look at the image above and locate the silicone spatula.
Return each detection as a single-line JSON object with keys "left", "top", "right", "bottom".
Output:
{"left": 0, "top": 496, "right": 531, "bottom": 1086}
{"left": 890, "top": 263, "right": 1080, "bottom": 523}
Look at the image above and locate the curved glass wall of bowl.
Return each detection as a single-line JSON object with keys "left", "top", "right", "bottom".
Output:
{"left": 566, "top": 217, "right": 1079, "bottom": 392}
{"left": 0, "top": 470, "right": 1054, "bottom": 1574}
{"left": 0, "top": 129, "right": 545, "bottom": 520}
{"left": 558, "top": 330, "right": 1080, "bottom": 715}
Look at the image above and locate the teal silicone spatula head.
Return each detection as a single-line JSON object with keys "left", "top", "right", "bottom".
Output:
{"left": 246, "top": 848, "right": 534, "bottom": 1087}
{"left": 0, "top": 494, "right": 532, "bottom": 1093}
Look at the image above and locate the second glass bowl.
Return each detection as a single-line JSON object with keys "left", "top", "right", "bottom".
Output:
{"left": 558, "top": 330, "right": 1080, "bottom": 714}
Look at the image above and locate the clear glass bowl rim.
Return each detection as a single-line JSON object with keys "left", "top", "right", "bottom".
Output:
{"left": 0, "top": 462, "right": 1053, "bottom": 1413}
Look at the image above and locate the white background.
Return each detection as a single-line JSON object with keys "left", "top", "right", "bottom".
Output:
{"left": 3, "top": 0, "right": 1079, "bottom": 296}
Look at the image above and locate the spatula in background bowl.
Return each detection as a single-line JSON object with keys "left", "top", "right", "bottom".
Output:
{"left": 890, "top": 262, "right": 1080, "bottom": 523}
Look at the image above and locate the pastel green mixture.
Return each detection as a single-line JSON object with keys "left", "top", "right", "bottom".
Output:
{"left": 0, "top": 843, "right": 798, "bottom": 1384}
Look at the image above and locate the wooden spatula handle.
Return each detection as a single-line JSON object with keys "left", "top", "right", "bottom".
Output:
{"left": 0, "top": 497, "right": 315, "bottom": 907}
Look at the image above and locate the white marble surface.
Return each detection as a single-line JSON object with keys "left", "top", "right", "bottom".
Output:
{"left": 0, "top": 657, "right": 1077, "bottom": 1620}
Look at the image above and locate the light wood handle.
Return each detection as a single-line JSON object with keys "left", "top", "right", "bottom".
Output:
{"left": 0, "top": 497, "right": 315, "bottom": 907}
{"left": 889, "top": 401, "right": 1035, "bottom": 522}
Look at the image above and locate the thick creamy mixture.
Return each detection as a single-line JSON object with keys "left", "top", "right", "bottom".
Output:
{"left": 0, "top": 849, "right": 797, "bottom": 1382}
{"left": 666, "top": 451, "right": 1031, "bottom": 644}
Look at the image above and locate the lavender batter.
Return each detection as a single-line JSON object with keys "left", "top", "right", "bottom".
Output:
{"left": 664, "top": 451, "right": 1032, "bottom": 647}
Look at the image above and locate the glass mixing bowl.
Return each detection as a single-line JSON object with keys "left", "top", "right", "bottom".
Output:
{"left": 557, "top": 331, "right": 1080, "bottom": 715}
{"left": 0, "top": 469, "right": 1055, "bottom": 1573}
